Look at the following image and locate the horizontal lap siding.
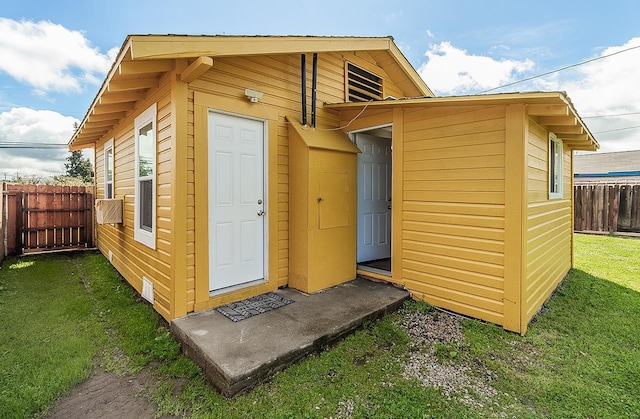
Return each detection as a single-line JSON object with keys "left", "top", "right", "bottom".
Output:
{"left": 190, "top": 52, "right": 398, "bottom": 292}
{"left": 524, "top": 121, "right": 572, "bottom": 323}
{"left": 402, "top": 106, "right": 506, "bottom": 325}
{"left": 95, "top": 78, "right": 174, "bottom": 320}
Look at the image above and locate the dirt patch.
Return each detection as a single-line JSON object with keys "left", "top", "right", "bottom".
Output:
{"left": 46, "top": 367, "right": 163, "bottom": 419}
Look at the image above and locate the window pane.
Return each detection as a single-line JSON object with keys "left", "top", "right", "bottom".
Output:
{"left": 106, "top": 148, "right": 113, "bottom": 182}
{"left": 140, "top": 179, "right": 153, "bottom": 231}
{"left": 138, "top": 122, "right": 154, "bottom": 177}
{"left": 106, "top": 183, "right": 113, "bottom": 200}
{"left": 550, "top": 141, "right": 557, "bottom": 193}
{"left": 549, "top": 139, "right": 562, "bottom": 195}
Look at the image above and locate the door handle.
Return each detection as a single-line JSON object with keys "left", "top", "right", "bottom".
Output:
{"left": 257, "top": 210, "right": 265, "bottom": 216}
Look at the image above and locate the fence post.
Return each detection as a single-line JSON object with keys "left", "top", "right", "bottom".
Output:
{"left": 611, "top": 185, "right": 620, "bottom": 233}
{"left": 631, "top": 185, "right": 640, "bottom": 231}
{"left": 86, "top": 185, "right": 95, "bottom": 247}
{"left": 5, "top": 189, "right": 23, "bottom": 255}
{"left": 618, "top": 186, "right": 632, "bottom": 231}
{"left": 0, "top": 183, "right": 4, "bottom": 261}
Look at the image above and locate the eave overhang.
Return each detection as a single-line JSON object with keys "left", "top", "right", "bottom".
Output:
{"left": 68, "top": 35, "right": 433, "bottom": 150}
{"left": 326, "top": 91, "right": 599, "bottom": 151}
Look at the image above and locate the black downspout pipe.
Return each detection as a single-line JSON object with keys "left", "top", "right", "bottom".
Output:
{"left": 301, "top": 54, "right": 307, "bottom": 126}
{"left": 311, "top": 53, "right": 318, "bottom": 128}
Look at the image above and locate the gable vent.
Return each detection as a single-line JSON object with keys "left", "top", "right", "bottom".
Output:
{"left": 347, "top": 63, "right": 383, "bottom": 102}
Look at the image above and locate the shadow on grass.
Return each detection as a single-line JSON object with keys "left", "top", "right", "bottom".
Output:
{"left": 464, "top": 267, "right": 640, "bottom": 418}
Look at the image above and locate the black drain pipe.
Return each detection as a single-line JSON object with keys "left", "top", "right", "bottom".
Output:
{"left": 301, "top": 54, "right": 307, "bottom": 126}
{"left": 311, "top": 53, "right": 318, "bottom": 128}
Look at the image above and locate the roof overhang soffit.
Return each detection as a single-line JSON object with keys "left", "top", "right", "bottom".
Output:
{"left": 527, "top": 103, "right": 598, "bottom": 151}
{"left": 69, "top": 40, "right": 177, "bottom": 150}
{"left": 325, "top": 93, "right": 599, "bottom": 151}
{"left": 70, "top": 35, "right": 432, "bottom": 149}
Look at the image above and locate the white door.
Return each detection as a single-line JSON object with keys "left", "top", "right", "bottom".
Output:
{"left": 208, "top": 112, "right": 265, "bottom": 292}
{"left": 356, "top": 133, "right": 392, "bottom": 262}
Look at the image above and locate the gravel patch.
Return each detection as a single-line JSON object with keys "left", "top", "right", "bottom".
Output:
{"left": 395, "top": 308, "right": 498, "bottom": 409}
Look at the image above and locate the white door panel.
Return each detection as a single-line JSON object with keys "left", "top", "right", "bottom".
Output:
{"left": 356, "top": 133, "right": 392, "bottom": 262}
{"left": 209, "top": 112, "right": 265, "bottom": 291}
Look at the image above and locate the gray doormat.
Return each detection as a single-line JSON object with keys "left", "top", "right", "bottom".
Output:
{"left": 216, "top": 292, "right": 294, "bottom": 322}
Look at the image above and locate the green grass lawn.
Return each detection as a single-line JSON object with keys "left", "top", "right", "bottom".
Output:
{"left": 0, "top": 234, "right": 638, "bottom": 418}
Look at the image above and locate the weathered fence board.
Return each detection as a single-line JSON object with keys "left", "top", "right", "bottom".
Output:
{"left": 2, "top": 184, "right": 94, "bottom": 255}
{"left": 0, "top": 184, "right": 4, "bottom": 262}
{"left": 574, "top": 184, "right": 640, "bottom": 233}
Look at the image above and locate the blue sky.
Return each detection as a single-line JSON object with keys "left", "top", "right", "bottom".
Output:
{"left": 1, "top": 1, "right": 639, "bottom": 177}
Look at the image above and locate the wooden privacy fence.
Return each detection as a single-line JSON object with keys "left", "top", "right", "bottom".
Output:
{"left": 574, "top": 184, "right": 640, "bottom": 233}
{"left": 2, "top": 184, "right": 94, "bottom": 255}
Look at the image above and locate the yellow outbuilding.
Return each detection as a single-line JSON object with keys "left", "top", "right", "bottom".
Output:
{"left": 70, "top": 35, "right": 597, "bottom": 335}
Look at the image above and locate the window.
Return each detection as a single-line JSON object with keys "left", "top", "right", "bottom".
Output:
{"left": 104, "top": 138, "right": 114, "bottom": 199}
{"left": 549, "top": 133, "right": 563, "bottom": 199}
{"left": 346, "top": 63, "right": 383, "bottom": 102}
{"left": 134, "top": 103, "right": 157, "bottom": 248}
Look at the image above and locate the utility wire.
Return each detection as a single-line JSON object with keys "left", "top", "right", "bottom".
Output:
{"left": 477, "top": 44, "right": 640, "bottom": 94}
{"left": 593, "top": 125, "right": 640, "bottom": 134}
{"left": 0, "top": 142, "right": 68, "bottom": 149}
{"left": 582, "top": 111, "right": 640, "bottom": 119}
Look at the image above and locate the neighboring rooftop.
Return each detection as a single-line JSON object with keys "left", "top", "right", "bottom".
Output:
{"left": 575, "top": 149, "right": 640, "bottom": 174}
{"left": 574, "top": 149, "right": 640, "bottom": 182}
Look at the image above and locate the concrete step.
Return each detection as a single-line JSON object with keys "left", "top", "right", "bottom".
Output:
{"left": 170, "top": 277, "right": 410, "bottom": 396}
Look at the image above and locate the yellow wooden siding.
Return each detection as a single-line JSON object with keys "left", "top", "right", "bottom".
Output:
{"left": 523, "top": 120, "right": 572, "bottom": 324}
{"left": 94, "top": 77, "right": 175, "bottom": 320}
{"left": 400, "top": 106, "right": 506, "bottom": 325}
{"left": 187, "top": 52, "right": 408, "bottom": 302}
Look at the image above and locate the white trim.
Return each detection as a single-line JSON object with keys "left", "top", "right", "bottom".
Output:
{"left": 207, "top": 109, "right": 269, "bottom": 291}
{"left": 549, "top": 132, "right": 563, "bottom": 199}
{"left": 134, "top": 103, "right": 157, "bottom": 249}
{"left": 347, "top": 123, "right": 393, "bottom": 139}
{"left": 103, "top": 138, "right": 114, "bottom": 199}
{"left": 349, "top": 124, "right": 394, "bottom": 270}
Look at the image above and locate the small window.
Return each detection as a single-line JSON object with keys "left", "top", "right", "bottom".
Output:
{"left": 134, "top": 103, "right": 157, "bottom": 248}
{"left": 104, "top": 138, "right": 114, "bottom": 199}
{"left": 346, "top": 63, "right": 383, "bottom": 102}
{"left": 549, "top": 133, "right": 563, "bottom": 199}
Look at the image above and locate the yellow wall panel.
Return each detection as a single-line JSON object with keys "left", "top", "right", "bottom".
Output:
{"left": 398, "top": 106, "right": 507, "bottom": 327}
{"left": 523, "top": 119, "right": 573, "bottom": 327}
{"left": 93, "top": 75, "right": 176, "bottom": 321}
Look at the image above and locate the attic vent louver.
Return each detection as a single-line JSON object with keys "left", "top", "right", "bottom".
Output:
{"left": 347, "top": 63, "right": 383, "bottom": 102}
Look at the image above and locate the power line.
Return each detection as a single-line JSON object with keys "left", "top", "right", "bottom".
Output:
{"left": 582, "top": 111, "right": 640, "bottom": 119}
{"left": 0, "top": 142, "right": 68, "bottom": 149}
{"left": 593, "top": 125, "right": 640, "bottom": 134}
{"left": 477, "top": 43, "right": 640, "bottom": 94}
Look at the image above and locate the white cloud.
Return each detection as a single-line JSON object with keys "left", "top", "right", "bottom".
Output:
{"left": 416, "top": 38, "right": 640, "bottom": 152}
{"left": 558, "top": 38, "right": 640, "bottom": 152}
{"left": 418, "top": 41, "right": 534, "bottom": 96}
{"left": 0, "top": 18, "right": 115, "bottom": 95}
{"left": 0, "top": 107, "right": 81, "bottom": 177}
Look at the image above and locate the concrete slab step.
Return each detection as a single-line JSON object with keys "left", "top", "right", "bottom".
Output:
{"left": 170, "top": 277, "right": 410, "bottom": 396}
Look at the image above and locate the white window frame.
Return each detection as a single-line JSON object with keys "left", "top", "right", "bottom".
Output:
{"left": 134, "top": 103, "right": 157, "bottom": 249}
{"left": 549, "top": 133, "right": 563, "bottom": 199}
{"left": 104, "top": 138, "right": 114, "bottom": 199}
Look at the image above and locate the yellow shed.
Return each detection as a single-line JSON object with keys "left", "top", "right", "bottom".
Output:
{"left": 70, "top": 35, "right": 597, "bottom": 335}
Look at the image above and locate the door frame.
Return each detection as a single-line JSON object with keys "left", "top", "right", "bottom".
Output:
{"left": 207, "top": 109, "right": 270, "bottom": 296}
{"left": 349, "top": 123, "right": 393, "bottom": 275}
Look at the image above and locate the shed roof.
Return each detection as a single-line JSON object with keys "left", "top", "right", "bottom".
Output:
{"left": 327, "top": 92, "right": 599, "bottom": 151}
{"left": 68, "top": 35, "right": 433, "bottom": 149}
